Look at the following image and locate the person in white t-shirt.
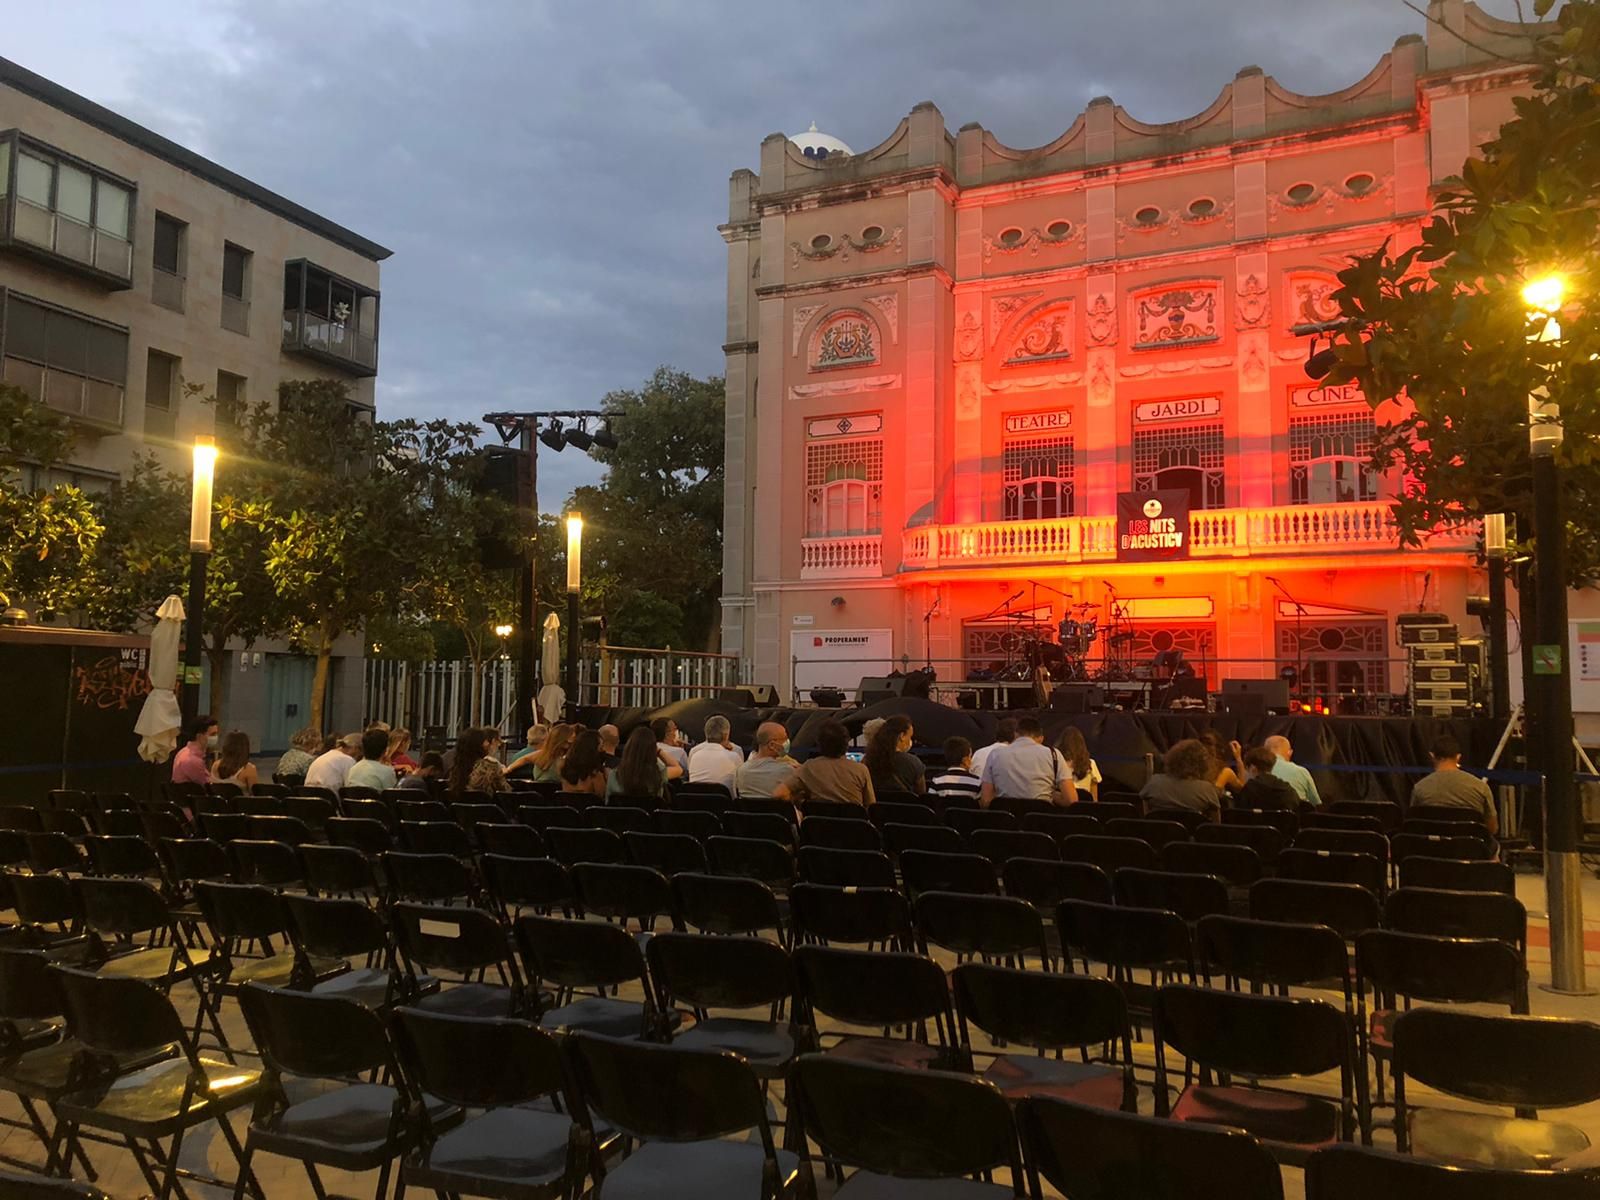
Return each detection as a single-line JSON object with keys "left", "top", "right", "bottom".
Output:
{"left": 1055, "top": 726, "right": 1101, "bottom": 802}
{"left": 688, "top": 715, "right": 745, "bottom": 795}
{"left": 305, "top": 733, "right": 361, "bottom": 791}
{"left": 970, "top": 718, "right": 1017, "bottom": 779}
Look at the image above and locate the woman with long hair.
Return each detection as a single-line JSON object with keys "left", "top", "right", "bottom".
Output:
{"left": 561, "top": 729, "right": 609, "bottom": 798}
{"left": 211, "top": 730, "right": 259, "bottom": 791}
{"left": 468, "top": 753, "right": 511, "bottom": 794}
{"left": 384, "top": 728, "right": 418, "bottom": 773}
{"left": 1199, "top": 729, "right": 1245, "bottom": 796}
{"left": 1055, "top": 726, "right": 1101, "bottom": 802}
{"left": 863, "top": 715, "right": 924, "bottom": 796}
{"left": 448, "top": 727, "right": 495, "bottom": 798}
{"left": 608, "top": 725, "right": 683, "bottom": 801}
{"left": 1139, "top": 737, "right": 1222, "bottom": 821}
{"left": 795, "top": 719, "right": 875, "bottom": 806}
{"left": 524, "top": 724, "right": 575, "bottom": 784}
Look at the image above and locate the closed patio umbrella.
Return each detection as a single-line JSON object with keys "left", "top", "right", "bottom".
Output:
{"left": 133, "top": 594, "right": 185, "bottom": 763}
{"left": 538, "top": 612, "right": 564, "bottom": 721}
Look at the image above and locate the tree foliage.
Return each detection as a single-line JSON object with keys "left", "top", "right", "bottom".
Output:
{"left": 1322, "top": 0, "right": 1600, "bottom": 585}
{"left": 0, "top": 385, "right": 102, "bottom": 613}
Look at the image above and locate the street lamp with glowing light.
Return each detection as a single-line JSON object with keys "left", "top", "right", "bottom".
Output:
{"left": 181, "top": 436, "right": 218, "bottom": 723}
{"left": 564, "top": 512, "right": 583, "bottom": 715}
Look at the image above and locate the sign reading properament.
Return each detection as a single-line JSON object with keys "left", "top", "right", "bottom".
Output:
{"left": 1116, "top": 490, "right": 1191, "bottom": 562}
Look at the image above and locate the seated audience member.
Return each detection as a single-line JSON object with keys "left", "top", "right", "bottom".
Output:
{"left": 320, "top": 734, "right": 340, "bottom": 753}
{"left": 1056, "top": 726, "right": 1101, "bottom": 802}
{"left": 274, "top": 726, "right": 321, "bottom": 781}
{"left": 970, "top": 718, "right": 1016, "bottom": 778}
{"left": 1139, "top": 739, "right": 1222, "bottom": 821}
{"left": 688, "top": 716, "right": 745, "bottom": 794}
{"left": 306, "top": 733, "right": 361, "bottom": 791}
{"left": 1265, "top": 735, "right": 1321, "bottom": 808}
{"left": 597, "top": 723, "right": 622, "bottom": 769}
{"left": 653, "top": 718, "right": 690, "bottom": 774}
{"left": 398, "top": 751, "right": 445, "bottom": 791}
{"left": 796, "top": 720, "right": 875, "bottom": 806}
{"left": 346, "top": 727, "right": 399, "bottom": 792}
{"left": 211, "top": 730, "right": 258, "bottom": 791}
{"left": 1410, "top": 734, "right": 1498, "bottom": 834}
{"left": 560, "top": 729, "right": 609, "bottom": 798}
{"left": 608, "top": 725, "right": 682, "bottom": 801}
{"left": 171, "top": 714, "right": 218, "bottom": 788}
{"left": 865, "top": 716, "right": 926, "bottom": 796}
{"left": 508, "top": 723, "right": 550, "bottom": 767}
{"left": 469, "top": 753, "right": 511, "bottom": 795}
{"left": 521, "top": 724, "right": 573, "bottom": 784}
{"left": 384, "top": 728, "right": 418, "bottom": 773}
{"left": 1201, "top": 729, "right": 1245, "bottom": 796}
{"left": 736, "top": 722, "right": 799, "bottom": 800}
{"left": 929, "top": 737, "right": 982, "bottom": 806}
{"left": 979, "top": 716, "right": 1070, "bottom": 808}
{"left": 1235, "top": 745, "right": 1301, "bottom": 810}
{"left": 447, "top": 727, "right": 497, "bottom": 798}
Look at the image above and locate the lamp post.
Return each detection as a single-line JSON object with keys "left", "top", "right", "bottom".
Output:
{"left": 1484, "top": 513, "right": 1511, "bottom": 720}
{"left": 564, "top": 512, "right": 582, "bottom": 717}
{"left": 180, "top": 436, "right": 218, "bottom": 725}
{"left": 1522, "top": 274, "right": 1588, "bottom": 995}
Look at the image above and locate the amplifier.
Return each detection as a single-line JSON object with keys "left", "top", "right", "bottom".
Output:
{"left": 1416, "top": 699, "right": 1472, "bottom": 718}
{"left": 1413, "top": 682, "right": 1470, "bottom": 704}
{"left": 1396, "top": 611, "right": 1450, "bottom": 628}
{"left": 1399, "top": 623, "right": 1459, "bottom": 646}
{"left": 1411, "top": 663, "right": 1471, "bottom": 686}
{"left": 1409, "top": 644, "right": 1457, "bottom": 663}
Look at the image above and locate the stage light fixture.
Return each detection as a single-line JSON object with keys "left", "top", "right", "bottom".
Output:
{"left": 491, "top": 419, "right": 521, "bottom": 445}
{"left": 1304, "top": 337, "right": 1340, "bottom": 380}
{"left": 538, "top": 420, "right": 567, "bottom": 452}
{"left": 592, "top": 419, "right": 619, "bottom": 450}
{"left": 564, "top": 420, "right": 594, "bottom": 452}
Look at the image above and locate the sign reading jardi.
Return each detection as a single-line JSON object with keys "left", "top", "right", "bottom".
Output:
{"left": 1116, "top": 490, "right": 1191, "bottom": 563}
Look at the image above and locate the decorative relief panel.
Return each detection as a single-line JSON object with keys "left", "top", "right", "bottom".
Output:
{"left": 1086, "top": 294, "right": 1117, "bottom": 346}
{"left": 864, "top": 294, "right": 899, "bottom": 344}
{"left": 791, "top": 304, "right": 823, "bottom": 356}
{"left": 1235, "top": 273, "right": 1269, "bottom": 330}
{"left": 1284, "top": 271, "right": 1341, "bottom": 329}
{"left": 1003, "top": 302, "right": 1074, "bottom": 366}
{"left": 1130, "top": 281, "right": 1222, "bottom": 351}
{"left": 988, "top": 293, "right": 1040, "bottom": 348}
{"left": 955, "top": 311, "right": 982, "bottom": 361}
{"left": 811, "top": 310, "right": 878, "bottom": 370}
{"left": 789, "top": 226, "right": 904, "bottom": 269}
{"left": 982, "top": 222, "right": 1084, "bottom": 263}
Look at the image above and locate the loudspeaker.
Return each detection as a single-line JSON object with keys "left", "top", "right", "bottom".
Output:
{"left": 1049, "top": 684, "right": 1106, "bottom": 713}
{"left": 1158, "top": 677, "right": 1208, "bottom": 707}
{"left": 1220, "top": 678, "right": 1289, "bottom": 714}
{"left": 719, "top": 684, "right": 781, "bottom": 709}
{"left": 717, "top": 688, "right": 758, "bottom": 708}
{"left": 474, "top": 447, "right": 533, "bottom": 569}
{"left": 858, "top": 676, "right": 897, "bottom": 705}
{"left": 1217, "top": 691, "right": 1266, "bottom": 716}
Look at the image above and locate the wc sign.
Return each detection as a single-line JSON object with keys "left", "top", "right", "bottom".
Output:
{"left": 1116, "top": 489, "right": 1191, "bottom": 562}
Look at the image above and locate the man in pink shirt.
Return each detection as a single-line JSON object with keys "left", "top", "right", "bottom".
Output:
{"left": 170, "top": 714, "right": 217, "bottom": 787}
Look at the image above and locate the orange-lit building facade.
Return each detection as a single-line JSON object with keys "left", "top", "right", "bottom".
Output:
{"left": 720, "top": 1, "right": 1541, "bottom": 704}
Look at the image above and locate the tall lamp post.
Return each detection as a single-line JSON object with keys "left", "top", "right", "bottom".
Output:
{"left": 1522, "top": 274, "right": 1588, "bottom": 995}
{"left": 180, "top": 436, "right": 218, "bottom": 724}
{"left": 564, "top": 512, "right": 582, "bottom": 717}
{"left": 1484, "top": 513, "right": 1512, "bottom": 720}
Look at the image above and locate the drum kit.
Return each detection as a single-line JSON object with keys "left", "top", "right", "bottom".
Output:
{"left": 989, "top": 599, "right": 1138, "bottom": 687}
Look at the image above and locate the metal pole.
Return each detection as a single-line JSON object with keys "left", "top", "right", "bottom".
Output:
{"left": 1531, "top": 448, "right": 1588, "bottom": 994}
{"left": 564, "top": 591, "right": 581, "bottom": 717}
{"left": 1486, "top": 549, "right": 1511, "bottom": 720}
{"left": 516, "top": 426, "right": 537, "bottom": 733}
{"left": 180, "top": 550, "right": 208, "bottom": 724}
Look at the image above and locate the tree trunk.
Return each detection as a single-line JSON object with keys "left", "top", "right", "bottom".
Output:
{"left": 309, "top": 618, "right": 336, "bottom": 735}
{"left": 206, "top": 638, "right": 232, "bottom": 730}
{"left": 468, "top": 653, "right": 484, "bottom": 726}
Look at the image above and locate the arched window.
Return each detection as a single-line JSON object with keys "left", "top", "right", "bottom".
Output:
{"left": 806, "top": 435, "right": 883, "bottom": 536}
{"left": 1003, "top": 436, "right": 1075, "bottom": 520}
{"left": 1290, "top": 414, "right": 1379, "bottom": 504}
{"left": 1133, "top": 423, "right": 1225, "bottom": 510}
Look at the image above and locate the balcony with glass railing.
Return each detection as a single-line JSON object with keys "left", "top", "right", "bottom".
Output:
{"left": 281, "top": 258, "right": 379, "bottom": 377}
{"left": 900, "top": 501, "right": 1476, "bottom": 570}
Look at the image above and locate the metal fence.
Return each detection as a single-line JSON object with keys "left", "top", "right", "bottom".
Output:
{"left": 585, "top": 644, "right": 748, "bottom": 708}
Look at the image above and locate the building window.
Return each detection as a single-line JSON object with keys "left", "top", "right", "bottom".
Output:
{"left": 1290, "top": 413, "right": 1379, "bottom": 504}
{"left": 152, "top": 212, "right": 185, "bottom": 312}
{"left": 1133, "top": 422, "right": 1225, "bottom": 510}
{"left": 222, "top": 243, "right": 251, "bottom": 334}
{"left": 1278, "top": 618, "right": 1387, "bottom": 700}
{"left": 144, "top": 350, "right": 179, "bottom": 440}
{"left": 215, "top": 370, "right": 246, "bottom": 432}
{"left": 1003, "top": 435, "right": 1075, "bottom": 520}
{"left": 1, "top": 292, "right": 128, "bottom": 428}
{"left": 282, "top": 258, "right": 380, "bottom": 375}
{"left": 3, "top": 134, "right": 134, "bottom": 284}
{"left": 20, "top": 462, "right": 117, "bottom": 496}
{"left": 806, "top": 436, "right": 883, "bottom": 537}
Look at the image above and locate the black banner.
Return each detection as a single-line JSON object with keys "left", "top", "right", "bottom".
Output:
{"left": 1116, "top": 489, "right": 1191, "bottom": 562}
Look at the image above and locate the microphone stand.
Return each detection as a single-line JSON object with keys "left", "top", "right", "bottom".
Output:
{"left": 921, "top": 593, "right": 940, "bottom": 674}
{"left": 1269, "top": 577, "right": 1309, "bottom": 706}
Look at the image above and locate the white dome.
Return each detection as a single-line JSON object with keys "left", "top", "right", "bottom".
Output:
{"left": 789, "top": 121, "right": 853, "bottom": 160}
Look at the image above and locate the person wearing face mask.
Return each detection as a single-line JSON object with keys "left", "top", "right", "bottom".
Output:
{"left": 171, "top": 714, "right": 218, "bottom": 787}
{"left": 736, "top": 721, "right": 799, "bottom": 800}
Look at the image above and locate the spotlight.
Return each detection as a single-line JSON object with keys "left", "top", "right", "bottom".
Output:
{"left": 1304, "top": 338, "right": 1340, "bottom": 380}
{"left": 538, "top": 420, "right": 567, "bottom": 452}
{"left": 592, "top": 419, "right": 619, "bottom": 451}
{"left": 564, "top": 421, "right": 594, "bottom": 452}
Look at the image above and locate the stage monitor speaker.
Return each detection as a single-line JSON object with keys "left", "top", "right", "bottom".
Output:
{"left": 1218, "top": 691, "right": 1266, "bottom": 716}
{"left": 1049, "top": 684, "right": 1106, "bottom": 714}
{"left": 746, "top": 683, "right": 780, "bottom": 706}
{"left": 1220, "top": 677, "right": 1289, "bottom": 715}
{"left": 717, "top": 688, "right": 757, "bottom": 708}
{"left": 1159, "top": 678, "right": 1208, "bottom": 708}
{"left": 858, "top": 676, "right": 897, "bottom": 705}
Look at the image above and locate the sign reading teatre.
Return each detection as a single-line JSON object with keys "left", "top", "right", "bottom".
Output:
{"left": 1290, "top": 382, "right": 1364, "bottom": 409}
{"left": 1116, "top": 489, "right": 1191, "bottom": 562}
{"left": 1134, "top": 396, "right": 1221, "bottom": 423}
{"left": 1004, "top": 409, "right": 1071, "bottom": 434}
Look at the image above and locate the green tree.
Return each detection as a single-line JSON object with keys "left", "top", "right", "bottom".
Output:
{"left": 0, "top": 385, "right": 102, "bottom": 614}
{"left": 1321, "top": 0, "right": 1600, "bottom": 585}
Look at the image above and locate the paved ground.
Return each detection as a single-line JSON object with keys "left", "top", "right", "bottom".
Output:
{"left": 2, "top": 869, "right": 1597, "bottom": 1199}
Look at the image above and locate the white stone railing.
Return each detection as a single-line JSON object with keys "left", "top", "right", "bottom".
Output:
{"left": 801, "top": 535, "right": 883, "bottom": 579}
{"left": 901, "top": 501, "right": 1474, "bottom": 568}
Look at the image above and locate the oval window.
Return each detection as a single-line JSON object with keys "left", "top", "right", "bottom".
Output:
{"left": 1187, "top": 197, "right": 1217, "bottom": 218}
{"left": 1045, "top": 219, "right": 1072, "bottom": 239}
{"left": 1286, "top": 182, "right": 1317, "bottom": 205}
{"left": 810, "top": 234, "right": 833, "bottom": 252}
{"left": 998, "top": 227, "right": 1025, "bottom": 247}
{"left": 1344, "top": 172, "right": 1375, "bottom": 195}
{"left": 1134, "top": 206, "right": 1162, "bottom": 225}
{"left": 860, "top": 225, "right": 884, "bottom": 243}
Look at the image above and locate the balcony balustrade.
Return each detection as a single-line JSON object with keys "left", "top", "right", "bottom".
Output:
{"left": 801, "top": 534, "right": 883, "bottom": 579}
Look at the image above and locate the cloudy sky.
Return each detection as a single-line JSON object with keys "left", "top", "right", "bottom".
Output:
{"left": 9, "top": 0, "right": 1532, "bottom": 508}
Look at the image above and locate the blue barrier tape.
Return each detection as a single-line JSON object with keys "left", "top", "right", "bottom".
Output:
{"left": 0, "top": 759, "right": 145, "bottom": 776}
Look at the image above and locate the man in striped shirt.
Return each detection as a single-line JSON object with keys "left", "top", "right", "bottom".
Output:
{"left": 929, "top": 736, "right": 983, "bottom": 807}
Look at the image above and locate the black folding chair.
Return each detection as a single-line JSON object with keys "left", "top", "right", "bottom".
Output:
{"left": 707, "top": 836, "right": 796, "bottom": 889}
{"left": 392, "top": 1008, "right": 600, "bottom": 1199}
{"left": 1249, "top": 878, "right": 1382, "bottom": 942}
{"left": 898, "top": 849, "right": 999, "bottom": 898}
{"left": 327, "top": 816, "right": 395, "bottom": 856}
{"left": 1197, "top": 914, "right": 1352, "bottom": 1011}
{"left": 1019, "top": 1096, "right": 1286, "bottom": 1200}
{"left": 1160, "top": 841, "right": 1263, "bottom": 888}
{"left": 1392, "top": 1008, "right": 1600, "bottom": 1170}
{"left": 1105, "top": 818, "right": 1191, "bottom": 852}
{"left": 1293, "top": 828, "right": 1389, "bottom": 863}
{"left": 1302, "top": 812, "right": 1385, "bottom": 835}
{"left": 953, "top": 963, "right": 1136, "bottom": 1111}
{"left": 590, "top": 806, "right": 654, "bottom": 836}
{"left": 51, "top": 967, "right": 262, "bottom": 1200}
{"left": 1276, "top": 847, "right": 1386, "bottom": 896}
{"left": 654, "top": 808, "right": 722, "bottom": 842}
{"left": 793, "top": 944, "right": 966, "bottom": 1071}
{"left": 1056, "top": 901, "right": 1193, "bottom": 1026}
{"left": 235, "top": 983, "right": 450, "bottom": 1200}
{"left": 626, "top": 831, "right": 708, "bottom": 875}
{"left": 475, "top": 822, "right": 546, "bottom": 858}
{"left": 797, "top": 846, "right": 896, "bottom": 888}
{"left": 228, "top": 839, "right": 305, "bottom": 888}
{"left": 788, "top": 883, "right": 911, "bottom": 950}
{"left": 869, "top": 801, "right": 939, "bottom": 828}
{"left": 516, "top": 914, "right": 666, "bottom": 1039}
{"left": 881, "top": 823, "right": 964, "bottom": 858}
{"left": 1021, "top": 812, "right": 1102, "bottom": 843}
{"left": 1153, "top": 983, "right": 1367, "bottom": 1161}
{"left": 194, "top": 881, "right": 346, "bottom": 997}
{"left": 798, "top": 817, "right": 882, "bottom": 853}
{"left": 383, "top": 850, "right": 475, "bottom": 904}
{"left": 1326, "top": 801, "right": 1402, "bottom": 832}
{"left": 802, "top": 801, "right": 871, "bottom": 822}
{"left": 300, "top": 843, "right": 381, "bottom": 899}
{"left": 1305, "top": 1142, "right": 1600, "bottom": 1199}
{"left": 572, "top": 862, "right": 676, "bottom": 933}
{"left": 1112, "top": 868, "right": 1230, "bottom": 923}
{"left": 1385, "top": 886, "right": 1527, "bottom": 957}
{"left": 1197, "top": 821, "right": 1285, "bottom": 868}
{"left": 1390, "top": 831, "right": 1494, "bottom": 866}
{"left": 916, "top": 891, "right": 1051, "bottom": 970}
{"left": 480, "top": 853, "right": 573, "bottom": 918}
{"left": 968, "top": 829, "right": 1058, "bottom": 868}
{"left": 723, "top": 811, "right": 797, "bottom": 848}
{"left": 790, "top": 1056, "right": 1023, "bottom": 1196}
{"left": 945, "top": 808, "right": 1015, "bottom": 837}
{"left": 1398, "top": 854, "right": 1515, "bottom": 895}
{"left": 564, "top": 1033, "right": 797, "bottom": 1199}
{"left": 1060, "top": 834, "right": 1158, "bottom": 874}
{"left": 673, "top": 872, "right": 786, "bottom": 941}
{"left": 1001, "top": 858, "right": 1112, "bottom": 910}
{"left": 390, "top": 902, "right": 529, "bottom": 1018}
{"left": 399, "top": 820, "right": 476, "bottom": 859}
{"left": 281, "top": 893, "right": 420, "bottom": 1011}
